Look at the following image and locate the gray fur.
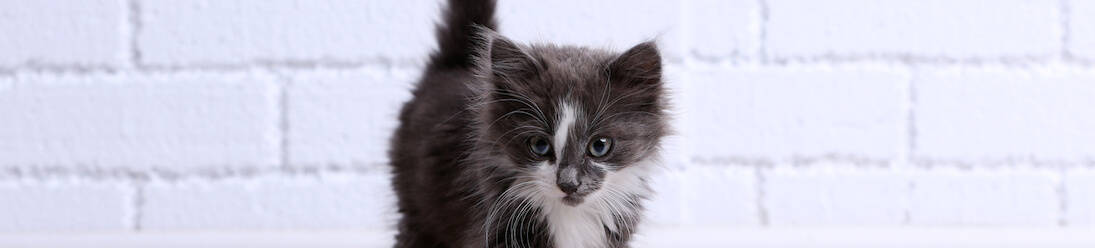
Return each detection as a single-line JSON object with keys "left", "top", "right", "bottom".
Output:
{"left": 389, "top": 0, "right": 669, "bottom": 247}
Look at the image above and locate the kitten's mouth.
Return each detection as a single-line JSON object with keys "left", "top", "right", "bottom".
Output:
{"left": 562, "top": 195, "right": 584, "bottom": 206}
{"left": 561, "top": 191, "right": 594, "bottom": 206}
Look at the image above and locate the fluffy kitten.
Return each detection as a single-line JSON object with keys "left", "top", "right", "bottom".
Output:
{"left": 389, "top": 0, "right": 668, "bottom": 247}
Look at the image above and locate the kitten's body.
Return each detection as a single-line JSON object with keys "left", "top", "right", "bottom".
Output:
{"left": 389, "top": 0, "right": 668, "bottom": 247}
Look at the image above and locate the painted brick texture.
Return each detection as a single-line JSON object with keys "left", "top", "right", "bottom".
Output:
{"left": 0, "top": 0, "right": 1091, "bottom": 232}
{"left": 0, "top": 0, "right": 127, "bottom": 67}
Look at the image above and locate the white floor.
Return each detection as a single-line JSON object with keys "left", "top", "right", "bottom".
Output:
{"left": 3, "top": 228, "right": 1095, "bottom": 247}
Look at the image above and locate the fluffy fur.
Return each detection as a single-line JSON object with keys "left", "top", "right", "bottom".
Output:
{"left": 388, "top": 0, "right": 669, "bottom": 247}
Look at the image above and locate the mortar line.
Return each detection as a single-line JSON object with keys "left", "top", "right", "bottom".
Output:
{"left": 904, "top": 179, "right": 914, "bottom": 225}
{"left": 905, "top": 66, "right": 918, "bottom": 167}
{"left": 1057, "top": 167, "right": 1069, "bottom": 227}
{"left": 678, "top": 0, "right": 693, "bottom": 63}
{"left": 132, "top": 59, "right": 420, "bottom": 72}
{"left": 754, "top": 166, "right": 769, "bottom": 226}
{"left": 1060, "top": 0, "right": 1072, "bottom": 60}
{"left": 0, "top": 154, "right": 1084, "bottom": 183}
{"left": 0, "top": 164, "right": 388, "bottom": 183}
{"left": 277, "top": 73, "right": 291, "bottom": 170}
{"left": 129, "top": 181, "right": 145, "bottom": 231}
{"left": 127, "top": 0, "right": 143, "bottom": 68}
{"left": 756, "top": 0, "right": 770, "bottom": 62}
{"left": 2, "top": 57, "right": 1093, "bottom": 76}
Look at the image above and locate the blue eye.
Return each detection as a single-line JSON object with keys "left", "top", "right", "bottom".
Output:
{"left": 529, "top": 136, "right": 551, "bottom": 156}
{"left": 588, "top": 137, "right": 612, "bottom": 157}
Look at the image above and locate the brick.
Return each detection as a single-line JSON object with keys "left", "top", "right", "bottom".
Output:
{"left": 764, "top": 165, "right": 909, "bottom": 226}
{"left": 497, "top": 0, "right": 684, "bottom": 60}
{"left": 138, "top": 0, "right": 438, "bottom": 65}
{"left": 0, "top": 0, "right": 126, "bottom": 67}
{"left": 681, "top": 166, "right": 759, "bottom": 226}
{"left": 685, "top": 65, "right": 906, "bottom": 161}
{"left": 914, "top": 67, "right": 1095, "bottom": 161}
{"left": 1071, "top": 0, "right": 1095, "bottom": 59}
{"left": 286, "top": 68, "right": 415, "bottom": 166}
{"left": 1066, "top": 168, "right": 1095, "bottom": 226}
{"left": 0, "top": 181, "right": 128, "bottom": 232}
{"left": 908, "top": 168, "right": 1059, "bottom": 226}
{"left": 766, "top": 0, "right": 1060, "bottom": 58}
{"left": 141, "top": 173, "right": 394, "bottom": 230}
{"left": 0, "top": 73, "right": 279, "bottom": 169}
{"left": 684, "top": 0, "right": 760, "bottom": 59}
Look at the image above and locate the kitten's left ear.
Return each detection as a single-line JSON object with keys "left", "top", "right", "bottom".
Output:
{"left": 608, "top": 41, "right": 662, "bottom": 87}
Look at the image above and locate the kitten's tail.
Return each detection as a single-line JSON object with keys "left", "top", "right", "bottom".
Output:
{"left": 430, "top": 0, "right": 497, "bottom": 69}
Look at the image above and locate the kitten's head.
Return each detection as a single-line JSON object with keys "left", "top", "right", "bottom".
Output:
{"left": 471, "top": 32, "right": 668, "bottom": 207}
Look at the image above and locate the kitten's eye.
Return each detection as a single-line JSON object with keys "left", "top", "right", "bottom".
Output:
{"left": 588, "top": 137, "right": 612, "bottom": 157}
{"left": 529, "top": 136, "right": 551, "bottom": 156}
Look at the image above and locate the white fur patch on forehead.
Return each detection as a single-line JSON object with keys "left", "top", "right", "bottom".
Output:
{"left": 553, "top": 101, "right": 579, "bottom": 161}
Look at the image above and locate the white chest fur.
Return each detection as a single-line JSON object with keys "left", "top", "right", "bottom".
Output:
{"left": 543, "top": 200, "right": 613, "bottom": 248}
{"left": 534, "top": 164, "right": 652, "bottom": 248}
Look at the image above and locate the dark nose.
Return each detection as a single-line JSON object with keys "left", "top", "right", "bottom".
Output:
{"left": 558, "top": 180, "right": 580, "bottom": 194}
{"left": 557, "top": 167, "right": 581, "bottom": 194}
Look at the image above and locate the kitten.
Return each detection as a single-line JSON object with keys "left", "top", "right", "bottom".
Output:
{"left": 388, "top": 0, "right": 669, "bottom": 247}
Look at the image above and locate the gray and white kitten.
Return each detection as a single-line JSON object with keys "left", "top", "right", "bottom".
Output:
{"left": 389, "top": 0, "right": 669, "bottom": 247}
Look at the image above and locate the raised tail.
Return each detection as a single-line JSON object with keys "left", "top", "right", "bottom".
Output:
{"left": 430, "top": 0, "right": 497, "bottom": 68}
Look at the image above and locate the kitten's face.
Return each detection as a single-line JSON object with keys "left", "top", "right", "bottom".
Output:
{"left": 475, "top": 35, "right": 667, "bottom": 206}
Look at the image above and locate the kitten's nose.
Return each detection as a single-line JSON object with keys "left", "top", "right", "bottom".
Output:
{"left": 557, "top": 180, "right": 580, "bottom": 194}
{"left": 557, "top": 167, "right": 581, "bottom": 194}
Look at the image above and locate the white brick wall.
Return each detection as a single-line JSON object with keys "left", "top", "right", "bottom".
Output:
{"left": 907, "top": 168, "right": 1060, "bottom": 226}
{"left": 764, "top": 165, "right": 909, "bottom": 226}
{"left": 1065, "top": 168, "right": 1095, "bottom": 226}
{"left": 685, "top": 65, "right": 906, "bottom": 163}
{"left": 0, "top": 73, "right": 279, "bottom": 169}
{"left": 2, "top": 0, "right": 1094, "bottom": 233}
{"left": 766, "top": 0, "right": 1060, "bottom": 59}
{"left": 498, "top": 0, "right": 684, "bottom": 60}
{"left": 138, "top": 0, "right": 439, "bottom": 66}
{"left": 0, "top": 180, "right": 130, "bottom": 232}
{"left": 1070, "top": 0, "right": 1095, "bottom": 59}
{"left": 286, "top": 68, "right": 415, "bottom": 167}
{"left": 680, "top": 166, "right": 759, "bottom": 226}
{"left": 141, "top": 173, "right": 394, "bottom": 230}
{"left": 684, "top": 0, "right": 760, "bottom": 59}
{"left": 0, "top": 0, "right": 127, "bottom": 67}
{"left": 914, "top": 67, "right": 1095, "bottom": 163}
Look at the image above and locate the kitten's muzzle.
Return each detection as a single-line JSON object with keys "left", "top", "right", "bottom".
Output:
{"left": 556, "top": 166, "right": 588, "bottom": 195}
{"left": 556, "top": 165, "right": 602, "bottom": 206}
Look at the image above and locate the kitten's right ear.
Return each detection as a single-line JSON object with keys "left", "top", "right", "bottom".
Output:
{"left": 481, "top": 33, "right": 540, "bottom": 81}
{"left": 608, "top": 41, "right": 662, "bottom": 87}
